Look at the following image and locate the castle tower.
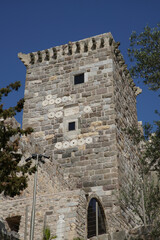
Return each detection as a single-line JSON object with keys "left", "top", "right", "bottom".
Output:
{"left": 0, "top": 33, "right": 141, "bottom": 240}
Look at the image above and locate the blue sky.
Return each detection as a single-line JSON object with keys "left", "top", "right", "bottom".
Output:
{"left": 0, "top": 0, "right": 159, "bottom": 126}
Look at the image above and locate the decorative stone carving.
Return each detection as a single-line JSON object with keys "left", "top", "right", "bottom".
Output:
{"left": 84, "top": 106, "right": 92, "bottom": 113}
{"left": 55, "top": 142, "right": 63, "bottom": 149}
{"left": 68, "top": 96, "right": 72, "bottom": 101}
{"left": 54, "top": 137, "right": 93, "bottom": 149}
{"left": 77, "top": 139, "right": 85, "bottom": 146}
{"left": 63, "top": 141, "right": 70, "bottom": 149}
{"left": 70, "top": 139, "right": 78, "bottom": 147}
{"left": 55, "top": 111, "right": 63, "bottom": 118}
{"left": 49, "top": 99, "right": 55, "bottom": 105}
{"left": 42, "top": 100, "right": 48, "bottom": 106}
{"left": 48, "top": 112, "right": 55, "bottom": 119}
{"left": 85, "top": 137, "right": 92, "bottom": 144}
{"left": 55, "top": 98, "right": 62, "bottom": 104}
{"left": 46, "top": 95, "right": 52, "bottom": 100}
{"left": 62, "top": 96, "right": 68, "bottom": 102}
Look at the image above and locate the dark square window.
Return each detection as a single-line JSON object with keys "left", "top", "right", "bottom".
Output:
{"left": 74, "top": 73, "right": 84, "bottom": 85}
{"left": 68, "top": 122, "right": 75, "bottom": 131}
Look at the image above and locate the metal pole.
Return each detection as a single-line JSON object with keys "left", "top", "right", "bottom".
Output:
{"left": 141, "top": 189, "right": 146, "bottom": 227}
{"left": 24, "top": 205, "right": 29, "bottom": 240}
{"left": 96, "top": 201, "right": 98, "bottom": 237}
{"left": 141, "top": 174, "right": 146, "bottom": 227}
{"left": 30, "top": 154, "right": 38, "bottom": 240}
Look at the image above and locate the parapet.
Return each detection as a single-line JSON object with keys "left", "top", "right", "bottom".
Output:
{"left": 18, "top": 33, "right": 113, "bottom": 66}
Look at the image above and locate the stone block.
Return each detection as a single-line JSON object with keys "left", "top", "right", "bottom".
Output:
{"left": 111, "top": 230, "right": 126, "bottom": 240}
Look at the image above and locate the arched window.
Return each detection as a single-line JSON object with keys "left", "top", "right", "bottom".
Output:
{"left": 87, "top": 198, "right": 106, "bottom": 238}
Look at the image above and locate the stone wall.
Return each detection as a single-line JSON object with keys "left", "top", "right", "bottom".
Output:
{"left": 112, "top": 43, "right": 142, "bottom": 228}
{"left": 0, "top": 190, "right": 87, "bottom": 240}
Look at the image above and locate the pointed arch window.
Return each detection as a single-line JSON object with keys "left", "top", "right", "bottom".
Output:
{"left": 87, "top": 198, "right": 106, "bottom": 238}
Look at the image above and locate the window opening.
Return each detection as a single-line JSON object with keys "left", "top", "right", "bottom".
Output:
{"left": 74, "top": 73, "right": 84, "bottom": 85}
{"left": 68, "top": 122, "right": 76, "bottom": 131}
{"left": 87, "top": 198, "right": 106, "bottom": 238}
{"left": 6, "top": 216, "right": 21, "bottom": 232}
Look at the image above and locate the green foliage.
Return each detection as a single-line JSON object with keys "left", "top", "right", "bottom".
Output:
{"left": 122, "top": 23, "right": 160, "bottom": 239}
{"left": 125, "top": 121, "right": 160, "bottom": 176}
{"left": 43, "top": 226, "right": 56, "bottom": 240}
{"left": 0, "top": 81, "right": 25, "bottom": 119}
{"left": 122, "top": 120, "right": 160, "bottom": 222}
{"left": 142, "top": 123, "right": 160, "bottom": 175}
{"left": 0, "top": 81, "right": 35, "bottom": 197}
{"left": 127, "top": 23, "right": 160, "bottom": 177}
{"left": 121, "top": 174, "right": 160, "bottom": 224}
{"left": 122, "top": 121, "right": 160, "bottom": 239}
{"left": 128, "top": 24, "right": 160, "bottom": 91}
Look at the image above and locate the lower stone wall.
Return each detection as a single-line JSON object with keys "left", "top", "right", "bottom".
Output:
{"left": 126, "top": 226, "right": 156, "bottom": 240}
{"left": 0, "top": 190, "right": 86, "bottom": 240}
{"left": 89, "top": 226, "right": 154, "bottom": 240}
{"left": 111, "top": 226, "right": 154, "bottom": 240}
{"left": 1, "top": 187, "right": 149, "bottom": 240}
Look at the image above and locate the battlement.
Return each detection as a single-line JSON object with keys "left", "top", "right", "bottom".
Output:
{"left": 18, "top": 32, "right": 114, "bottom": 66}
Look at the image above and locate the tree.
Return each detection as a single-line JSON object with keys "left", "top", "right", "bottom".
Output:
{"left": 128, "top": 24, "right": 160, "bottom": 91}
{"left": 127, "top": 23, "right": 160, "bottom": 175}
{"left": 121, "top": 24, "right": 160, "bottom": 239}
{"left": 0, "top": 81, "right": 35, "bottom": 197}
{"left": 121, "top": 125, "right": 160, "bottom": 238}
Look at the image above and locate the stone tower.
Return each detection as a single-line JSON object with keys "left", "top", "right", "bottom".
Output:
{"left": 0, "top": 33, "right": 142, "bottom": 240}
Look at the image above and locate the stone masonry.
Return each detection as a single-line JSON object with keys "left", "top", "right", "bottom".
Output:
{"left": 0, "top": 33, "right": 142, "bottom": 240}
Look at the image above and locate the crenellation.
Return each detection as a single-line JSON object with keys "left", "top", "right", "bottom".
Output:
{"left": 30, "top": 52, "right": 35, "bottom": 64}
{"left": 18, "top": 33, "right": 113, "bottom": 67}
{"left": 52, "top": 47, "right": 57, "bottom": 59}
